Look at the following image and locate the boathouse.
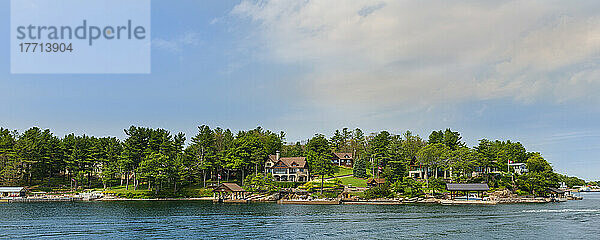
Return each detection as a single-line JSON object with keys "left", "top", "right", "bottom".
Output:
{"left": 367, "top": 178, "right": 386, "bottom": 188}
{"left": 446, "top": 183, "right": 489, "bottom": 200}
{"left": 0, "top": 187, "right": 27, "bottom": 198}
{"left": 548, "top": 187, "right": 566, "bottom": 198}
{"left": 213, "top": 183, "right": 246, "bottom": 200}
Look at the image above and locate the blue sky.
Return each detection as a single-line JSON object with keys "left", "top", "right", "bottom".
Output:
{"left": 1, "top": 0, "right": 599, "bottom": 180}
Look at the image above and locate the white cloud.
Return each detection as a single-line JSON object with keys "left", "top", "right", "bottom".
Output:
{"left": 153, "top": 32, "right": 201, "bottom": 53}
{"left": 231, "top": 0, "right": 600, "bottom": 110}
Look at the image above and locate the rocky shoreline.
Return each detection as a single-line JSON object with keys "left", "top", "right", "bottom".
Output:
{"left": 2, "top": 189, "right": 580, "bottom": 205}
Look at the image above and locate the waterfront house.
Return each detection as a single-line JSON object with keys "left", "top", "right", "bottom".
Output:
{"left": 446, "top": 183, "right": 489, "bottom": 200}
{"left": 408, "top": 157, "right": 450, "bottom": 179}
{"left": 0, "top": 187, "right": 27, "bottom": 198}
{"left": 408, "top": 157, "right": 425, "bottom": 178}
{"left": 508, "top": 162, "right": 528, "bottom": 175}
{"left": 265, "top": 151, "right": 310, "bottom": 182}
{"left": 367, "top": 178, "right": 386, "bottom": 188}
{"left": 331, "top": 152, "right": 353, "bottom": 167}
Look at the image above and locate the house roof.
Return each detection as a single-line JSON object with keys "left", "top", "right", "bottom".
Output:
{"left": 446, "top": 183, "right": 489, "bottom": 191}
{"left": 333, "top": 152, "right": 353, "bottom": 160}
{"left": 268, "top": 155, "right": 307, "bottom": 168}
{"left": 214, "top": 183, "right": 245, "bottom": 192}
{"left": 0, "top": 187, "right": 26, "bottom": 193}
{"left": 367, "top": 178, "right": 386, "bottom": 184}
{"left": 280, "top": 157, "right": 306, "bottom": 168}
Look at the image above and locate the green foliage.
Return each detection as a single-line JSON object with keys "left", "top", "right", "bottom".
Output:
{"left": 364, "top": 185, "right": 394, "bottom": 199}
{"left": 299, "top": 181, "right": 342, "bottom": 192}
{"left": 428, "top": 129, "right": 464, "bottom": 150}
{"left": 353, "top": 156, "right": 368, "bottom": 178}
{"left": 447, "top": 147, "right": 479, "bottom": 178}
{"left": 306, "top": 134, "right": 334, "bottom": 193}
{"left": 556, "top": 175, "right": 585, "bottom": 188}
{"left": 244, "top": 173, "right": 277, "bottom": 192}
{"left": 177, "top": 187, "right": 213, "bottom": 198}
{"left": 526, "top": 153, "right": 553, "bottom": 173}
{"left": 393, "top": 177, "right": 424, "bottom": 198}
{"left": 515, "top": 153, "right": 559, "bottom": 196}
{"left": 367, "top": 131, "right": 407, "bottom": 184}
{"left": 273, "top": 181, "right": 303, "bottom": 189}
{"left": 429, "top": 177, "right": 446, "bottom": 193}
{"left": 475, "top": 139, "right": 528, "bottom": 176}
{"left": 0, "top": 125, "right": 574, "bottom": 200}
{"left": 416, "top": 143, "right": 451, "bottom": 179}
{"left": 281, "top": 142, "right": 304, "bottom": 157}
{"left": 516, "top": 172, "right": 559, "bottom": 196}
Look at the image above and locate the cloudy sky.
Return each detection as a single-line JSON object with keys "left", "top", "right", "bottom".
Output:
{"left": 1, "top": 0, "right": 599, "bottom": 180}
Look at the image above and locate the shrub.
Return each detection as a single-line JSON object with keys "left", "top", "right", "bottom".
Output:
{"left": 244, "top": 173, "right": 278, "bottom": 192}
{"left": 393, "top": 177, "right": 424, "bottom": 198}
{"left": 273, "top": 181, "right": 303, "bottom": 189}
{"left": 364, "top": 185, "right": 394, "bottom": 199}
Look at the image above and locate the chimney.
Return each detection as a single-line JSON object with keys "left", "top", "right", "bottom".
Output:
{"left": 276, "top": 151, "right": 280, "bottom": 160}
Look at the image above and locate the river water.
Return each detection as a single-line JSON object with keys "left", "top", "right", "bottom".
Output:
{"left": 1, "top": 193, "right": 599, "bottom": 239}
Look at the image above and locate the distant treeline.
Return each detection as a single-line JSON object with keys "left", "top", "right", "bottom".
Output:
{"left": 0, "top": 126, "right": 589, "bottom": 195}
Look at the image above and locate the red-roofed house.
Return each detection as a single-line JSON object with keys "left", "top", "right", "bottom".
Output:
{"left": 265, "top": 151, "right": 310, "bottom": 182}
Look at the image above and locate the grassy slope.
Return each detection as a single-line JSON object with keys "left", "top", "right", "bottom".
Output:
{"left": 339, "top": 176, "right": 367, "bottom": 188}
{"left": 333, "top": 166, "right": 353, "bottom": 177}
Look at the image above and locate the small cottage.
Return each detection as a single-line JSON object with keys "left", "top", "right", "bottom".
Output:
{"left": 367, "top": 178, "right": 386, "bottom": 188}
{"left": 0, "top": 187, "right": 27, "bottom": 198}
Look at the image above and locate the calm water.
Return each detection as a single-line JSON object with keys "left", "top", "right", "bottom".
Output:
{"left": 1, "top": 193, "right": 599, "bottom": 239}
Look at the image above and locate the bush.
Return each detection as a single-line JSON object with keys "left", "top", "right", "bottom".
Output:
{"left": 273, "top": 181, "right": 303, "bottom": 189}
{"left": 176, "top": 187, "right": 213, "bottom": 198}
{"left": 429, "top": 178, "right": 446, "bottom": 193}
{"left": 364, "top": 185, "right": 394, "bottom": 199}
{"left": 116, "top": 191, "right": 152, "bottom": 199}
{"left": 244, "top": 173, "right": 278, "bottom": 192}
{"left": 393, "top": 177, "right": 424, "bottom": 198}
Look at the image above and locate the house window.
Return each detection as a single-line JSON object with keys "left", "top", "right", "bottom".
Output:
{"left": 289, "top": 168, "right": 297, "bottom": 173}
{"left": 274, "top": 169, "right": 287, "bottom": 175}
{"left": 299, "top": 169, "right": 304, "bottom": 172}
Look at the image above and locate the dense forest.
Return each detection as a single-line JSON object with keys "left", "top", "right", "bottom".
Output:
{"left": 0, "top": 126, "right": 590, "bottom": 196}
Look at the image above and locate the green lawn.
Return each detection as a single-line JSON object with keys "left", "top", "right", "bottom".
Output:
{"left": 338, "top": 176, "right": 367, "bottom": 188}
{"left": 333, "top": 166, "right": 353, "bottom": 177}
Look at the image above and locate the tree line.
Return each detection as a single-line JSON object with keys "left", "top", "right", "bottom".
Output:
{"left": 0, "top": 126, "right": 282, "bottom": 193}
{"left": 0, "top": 126, "right": 586, "bottom": 196}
